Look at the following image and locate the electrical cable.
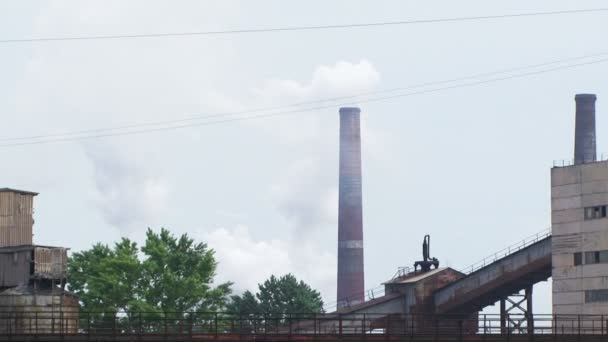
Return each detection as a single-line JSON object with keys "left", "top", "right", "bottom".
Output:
{"left": 1, "top": 8, "right": 607, "bottom": 43}
{"left": 1, "top": 57, "right": 607, "bottom": 148}
{"left": 1, "top": 52, "right": 607, "bottom": 144}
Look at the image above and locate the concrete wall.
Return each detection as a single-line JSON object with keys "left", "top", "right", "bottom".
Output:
{"left": 552, "top": 160, "right": 608, "bottom": 316}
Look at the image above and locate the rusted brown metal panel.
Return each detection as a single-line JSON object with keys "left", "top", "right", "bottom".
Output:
{"left": 0, "top": 246, "right": 67, "bottom": 287}
{"left": 0, "top": 250, "right": 30, "bottom": 288}
{"left": 0, "top": 189, "right": 36, "bottom": 247}
{"left": 33, "top": 247, "right": 67, "bottom": 280}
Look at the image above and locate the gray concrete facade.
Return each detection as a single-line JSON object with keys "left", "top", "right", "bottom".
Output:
{"left": 551, "top": 160, "right": 608, "bottom": 316}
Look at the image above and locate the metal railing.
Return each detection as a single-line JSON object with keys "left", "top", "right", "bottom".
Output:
{"left": 391, "top": 265, "right": 413, "bottom": 279}
{"left": 459, "top": 228, "right": 551, "bottom": 275}
{"left": 553, "top": 153, "right": 608, "bottom": 167}
{"left": 323, "top": 286, "right": 386, "bottom": 312}
{"left": 1, "top": 310, "right": 608, "bottom": 340}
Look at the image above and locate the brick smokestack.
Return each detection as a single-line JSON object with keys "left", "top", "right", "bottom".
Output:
{"left": 337, "top": 107, "right": 364, "bottom": 309}
{"left": 574, "top": 94, "right": 597, "bottom": 164}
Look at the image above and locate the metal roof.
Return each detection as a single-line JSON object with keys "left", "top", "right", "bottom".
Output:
{"left": 0, "top": 245, "right": 69, "bottom": 253}
{"left": 383, "top": 267, "right": 460, "bottom": 285}
{"left": 0, "top": 188, "right": 38, "bottom": 196}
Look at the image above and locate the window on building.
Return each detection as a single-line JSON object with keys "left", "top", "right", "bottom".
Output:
{"left": 586, "top": 289, "right": 608, "bottom": 303}
{"left": 574, "top": 250, "right": 608, "bottom": 266}
{"left": 585, "top": 205, "right": 608, "bottom": 220}
{"left": 586, "top": 251, "right": 600, "bottom": 264}
{"left": 600, "top": 251, "right": 608, "bottom": 263}
{"left": 574, "top": 252, "right": 583, "bottom": 266}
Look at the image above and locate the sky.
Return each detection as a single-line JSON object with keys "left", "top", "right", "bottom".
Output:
{"left": 1, "top": 1, "right": 607, "bottom": 314}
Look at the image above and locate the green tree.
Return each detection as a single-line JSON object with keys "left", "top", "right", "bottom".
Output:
{"left": 228, "top": 274, "right": 323, "bottom": 315}
{"left": 140, "top": 228, "right": 232, "bottom": 314}
{"left": 68, "top": 239, "right": 141, "bottom": 315}
{"left": 68, "top": 228, "right": 232, "bottom": 321}
{"left": 226, "top": 290, "right": 259, "bottom": 313}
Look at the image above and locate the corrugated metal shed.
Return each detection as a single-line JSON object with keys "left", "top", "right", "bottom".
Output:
{"left": 0, "top": 189, "right": 37, "bottom": 247}
{"left": 33, "top": 246, "right": 67, "bottom": 280}
{"left": 0, "top": 248, "right": 30, "bottom": 288}
{"left": 0, "top": 246, "right": 67, "bottom": 288}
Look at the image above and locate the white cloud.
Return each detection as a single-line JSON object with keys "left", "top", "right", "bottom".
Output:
{"left": 202, "top": 225, "right": 336, "bottom": 303}
{"left": 249, "top": 60, "right": 381, "bottom": 143}
{"left": 309, "top": 60, "right": 381, "bottom": 97}
{"left": 255, "top": 60, "right": 380, "bottom": 101}
{"left": 198, "top": 60, "right": 382, "bottom": 305}
{"left": 84, "top": 143, "right": 170, "bottom": 232}
{"left": 254, "top": 60, "right": 385, "bottom": 237}
{"left": 270, "top": 158, "right": 338, "bottom": 232}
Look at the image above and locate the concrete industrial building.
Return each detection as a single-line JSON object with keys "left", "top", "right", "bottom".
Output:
{"left": 551, "top": 94, "right": 608, "bottom": 318}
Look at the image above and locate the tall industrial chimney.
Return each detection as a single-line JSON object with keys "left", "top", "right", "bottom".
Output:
{"left": 337, "top": 107, "right": 364, "bottom": 309}
{"left": 574, "top": 94, "right": 597, "bottom": 164}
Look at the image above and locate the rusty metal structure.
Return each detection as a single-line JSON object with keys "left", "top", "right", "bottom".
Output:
{"left": 0, "top": 188, "right": 36, "bottom": 247}
{"left": 413, "top": 235, "right": 439, "bottom": 272}
{"left": 0, "top": 309, "right": 605, "bottom": 341}
{"left": 337, "top": 107, "right": 365, "bottom": 309}
{"left": 0, "top": 188, "right": 78, "bottom": 334}
{"left": 330, "top": 229, "right": 552, "bottom": 337}
{"left": 0, "top": 245, "right": 68, "bottom": 287}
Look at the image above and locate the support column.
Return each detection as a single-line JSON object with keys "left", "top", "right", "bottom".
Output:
{"left": 526, "top": 286, "right": 534, "bottom": 334}
{"left": 500, "top": 299, "right": 507, "bottom": 335}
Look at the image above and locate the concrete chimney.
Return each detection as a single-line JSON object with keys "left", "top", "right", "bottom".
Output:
{"left": 574, "top": 94, "right": 597, "bottom": 164}
{"left": 337, "top": 107, "right": 364, "bottom": 309}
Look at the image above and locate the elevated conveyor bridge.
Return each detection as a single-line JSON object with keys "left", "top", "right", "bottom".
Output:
{"left": 327, "top": 230, "right": 552, "bottom": 318}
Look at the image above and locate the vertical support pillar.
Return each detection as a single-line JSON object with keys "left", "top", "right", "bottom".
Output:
{"left": 526, "top": 286, "right": 534, "bottom": 335}
{"left": 215, "top": 312, "right": 219, "bottom": 339}
{"left": 501, "top": 299, "right": 507, "bottom": 335}
{"left": 362, "top": 314, "right": 366, "bottom": 337}
{"left": 288, "top": 313, "right": 292, "bottom": 341}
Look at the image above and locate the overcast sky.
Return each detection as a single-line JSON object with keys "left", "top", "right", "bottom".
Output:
{"left": 2, "top": 1, "right": 607, "bottom": 313}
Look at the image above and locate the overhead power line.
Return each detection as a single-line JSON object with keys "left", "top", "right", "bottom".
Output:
{"left": 1, "top": 56, "right": 607, "bottom": 148}
{"left": 1, "top": 51, "right": 607, "bottom": 144}
{"left": 1, "top": 8, "right": 607, "bottom": 43}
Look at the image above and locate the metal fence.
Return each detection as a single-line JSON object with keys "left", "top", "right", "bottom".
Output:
{"left": 2, "top": 311, "right": 608, "bottom": 340}
{"left": 553, "top": 154, "right": 608, "bottom": 167}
